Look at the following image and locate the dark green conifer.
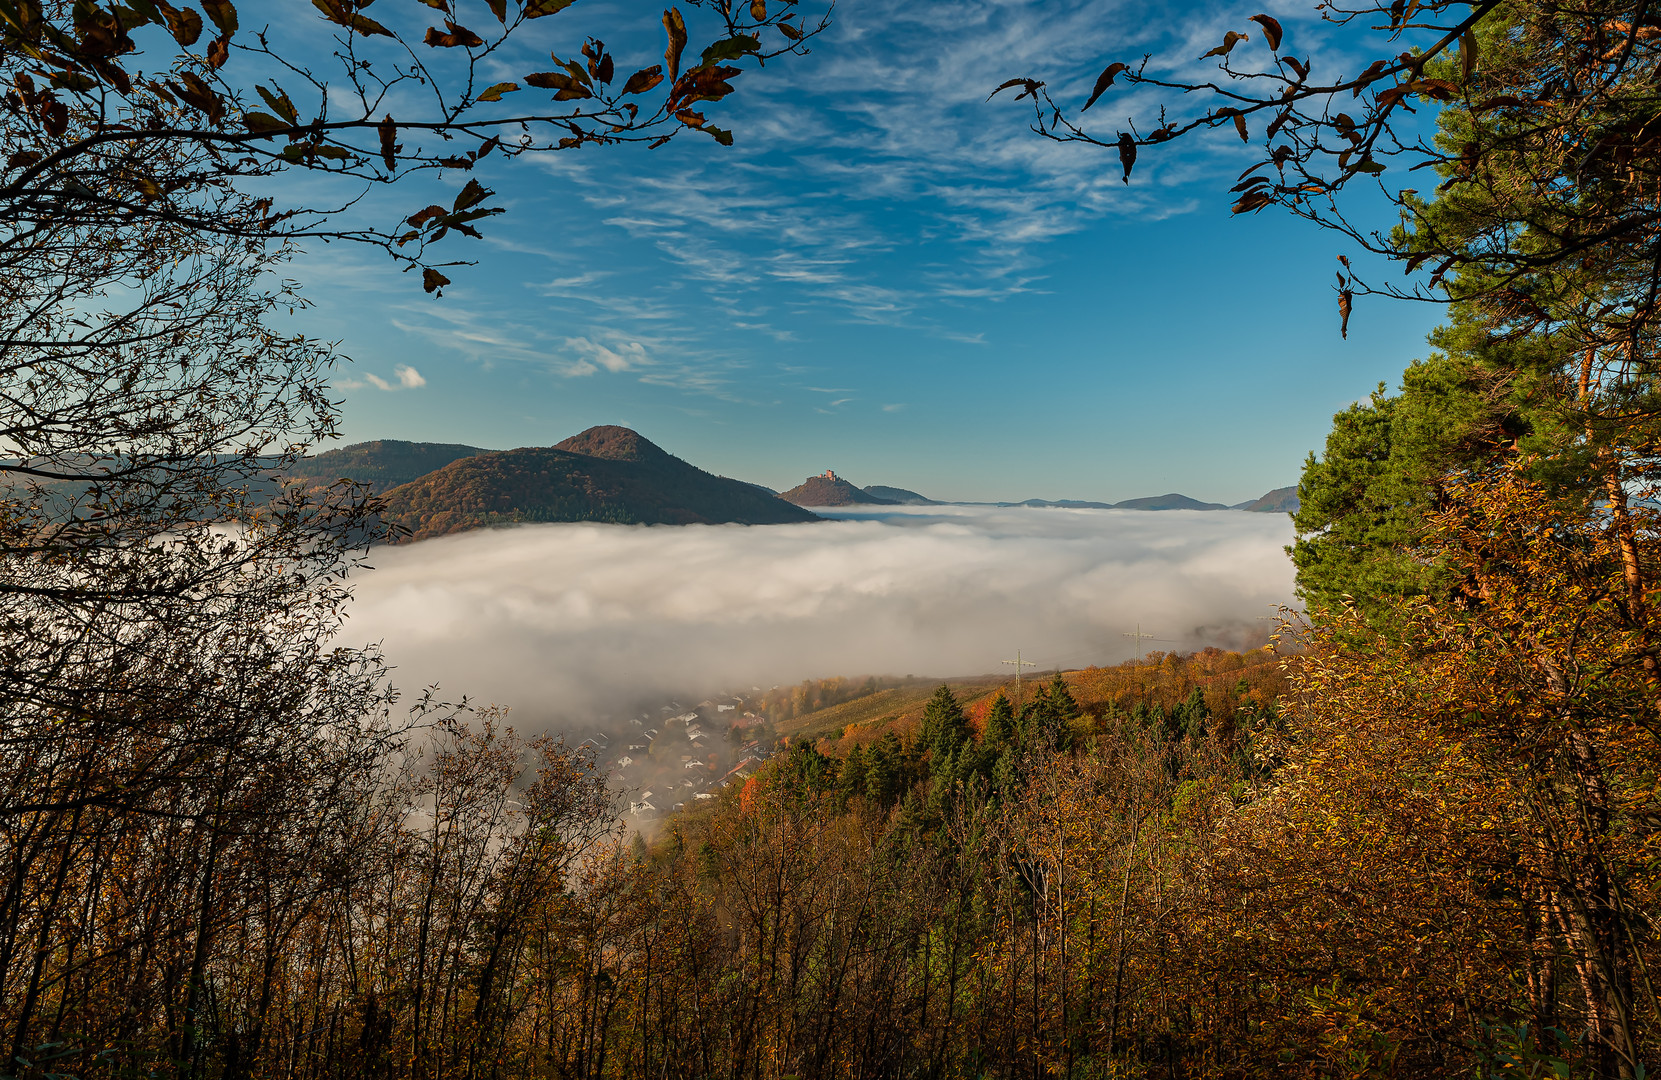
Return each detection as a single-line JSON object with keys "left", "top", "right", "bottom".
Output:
{"left": 840, "top": 744, "right": 867, "bottom": 802}
{"left": 921, "top": 684, "right": 971, "bottom": 759}
{"left": 1179, "top": 687, "right": 1209, "bottom": 742}
{"left": 866, "top": 732, "right": 903, "bottom": 806}
{"left": 985, "top": 692, "right": 1016, "bottom": 747}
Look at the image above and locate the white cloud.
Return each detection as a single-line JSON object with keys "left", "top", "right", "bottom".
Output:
{"left": 562, "top": 336, "right": 649, "bottom": 374}
{"left": 351, "top": 365, "right": 427, "bottom": 391}
{"left": 343, "top": 504, "right": 1298, "bottom": 727}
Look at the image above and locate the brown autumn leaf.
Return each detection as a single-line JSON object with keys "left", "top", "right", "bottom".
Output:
{"left": 675, "top": 108, "right": 705, "bottom": 126}
{"left": 422, "top": 268, "right": 451, "bottom": 294}
{"left": 486, "top": 0, "right": 507, "bottom": 22}
{"left": 205, "top": 36, "right": 228, "bottom": 69}
{"left": 778, "top": 19, "right": 801, "bottom": 40}
{"left": 162, "top": 5, "right": 202, "bottom": 46}
{"left": 477, "top": 82, "right": 519, "bottom": 102}
{"left": 1410, "top": 78, "right": 1457, "bottom": 101}
{"left": 379, "top": 115, "right": 397, "bottom": 171}
{"left": 621, "top": 65, "right": 663, "bottom": 94}
{"left": 311, "top": 0, "right": 392, "bottom": 37}
{"left": 1461, "top": 27, "right": 1477, "bottom": 79}
{"left": 201, "top": 0, "right": 237, "bottom": 36}
{"left": 1083, "top": 62, "right": 1129, "bottom": 112}
{"left": 407, "top": 204, "right": 447, "bottom": 228}
{"left": 1231, "top": 110, "right": 1248, "bottom": 142}
{"left": 663, "top": 7, "right": 688, "bottom": 83}
{"left": 669, "top": 65, "right": 740, "bottom": 107}
{"left": 174, "top": 72, "right": 224, "bottom": 125}
{"left": 524, "top": 0, "right": 577, "bottom": 15}
{"left": 39, "top": 98, "right": 67, "bottom": 137}
{"left": 1202, "top": 31, "right": 1248, "bottom": 59}
{"left": 1338, "top": 289, "right": 1353, "bottom": 338}
{"left": 256, "top": 84, "right": 298, "bottom": 123}
{"left": 426, "top": 21, "right": 485, "bottom": 48}
{"left": 524, "top": 71, "right": 593, "bottom": 99}
{"left": 750, "top": 0, "right": 766, "bottom": 19}
{"left": 987, "top": 78, "right": 1042, "bottom": 102}
{"left": 1352, "top": 59, "right": 1387, "bottom": 96}
{"left": 453, "top": 178, "right": 490, "bottom": 212}
{"left": 1117, "top": 131, "right": 1136, "bottom": 184}
{"left": 241, "top": 110, "right": 287, "bottom": 135}
{"left": 1249, "top": 14, "right": 1282, "bottom": 51}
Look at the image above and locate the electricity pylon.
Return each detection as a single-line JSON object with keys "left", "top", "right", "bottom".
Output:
{"left": 1122, "top": 623, "right": 1176, "bottom": 663}
{"left": 1002, "top": 650, "right": 1037, "bottom": 710}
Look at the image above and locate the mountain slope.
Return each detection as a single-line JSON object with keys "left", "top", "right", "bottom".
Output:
{"left": 1113, "top": 493, "right": 1230, "bottom": 511}
{"left": 781, "top": 471, "right": 898, "bottom": 507}
{"left": 864, "top": 485, "right": 936, "bottom": 504}
{"left": 1233, "top": 485, "right": 1300, "bottom": 513}
{"left": 379, "top": 427, "right": 817, "bottom": 541}
{"left": 287, "top": 440, "right": 489, "bottom": 493}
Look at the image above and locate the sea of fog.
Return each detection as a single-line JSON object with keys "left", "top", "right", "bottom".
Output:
{"left": 343, "top": 504, "right": 1299, "bottom": 727}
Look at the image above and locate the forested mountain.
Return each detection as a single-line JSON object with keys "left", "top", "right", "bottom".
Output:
{"left": 780, "top": 470, "right": 898, "bottom": 506}
{"left": 1111, "top": 492, "right": 1231, "bottom": 510}
{"left": 279, "top": 438, "right": 1291, "bottom": 518}
{"left": 378, "top": 427, "right": 818, "bottom": 541}
{"left": 285, "top": 439, "right": 489, "bottom": 493}
{"left": 863, "top": 484, "right": 937, "bottom": 504}
{"left": 1233, "top": 485, "right": 1300, "bottom": 513}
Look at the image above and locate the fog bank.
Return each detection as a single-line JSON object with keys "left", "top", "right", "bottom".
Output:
{"left": 345, "top": 505, "right": 1298, "bottom": 725}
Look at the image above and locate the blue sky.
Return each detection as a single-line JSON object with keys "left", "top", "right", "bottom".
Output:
{"left": 276, "top": 0, "right": 1444, "bottom": 504}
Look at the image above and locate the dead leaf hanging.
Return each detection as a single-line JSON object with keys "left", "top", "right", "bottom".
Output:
{"left": 1083, "top": 63, "right": 1129, "bottom": 111}
{"left": 1249, "top": 14, "right": 1282, "bottom": 51}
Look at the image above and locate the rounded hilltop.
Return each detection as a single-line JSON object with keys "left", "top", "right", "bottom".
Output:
{"left": 779, "top": 470, "right": 899, "bottom": 507}
{"left": 552, "top": 425, "right": 674, "bottom": 465}
{"left": 357, "top": 425, "right": 818, "bottom": 541}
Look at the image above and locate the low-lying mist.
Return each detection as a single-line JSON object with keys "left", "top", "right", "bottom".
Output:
{"left": 344, "top": 505, "right": 1298, "bottom": 729}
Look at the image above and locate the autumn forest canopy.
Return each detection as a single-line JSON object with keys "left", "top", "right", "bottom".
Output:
{"left": 10, "top": 0, "right": 1661, "bottom": 1078}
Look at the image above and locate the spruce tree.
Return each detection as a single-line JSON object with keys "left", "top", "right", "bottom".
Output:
{"left": 840, "top": 744, "right": 868, "bottom": 803}
{"left": 986, "top": 692, "right": 1016, "bottom": 748}
{"left": 921, "top": 684, "right": 971, "bottom": 759}
{"left": 1179, "top": 687, "right": 1209, "bottom": 742}
{"left": 866, "top": 733, "right": 903, "bottom": 806}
